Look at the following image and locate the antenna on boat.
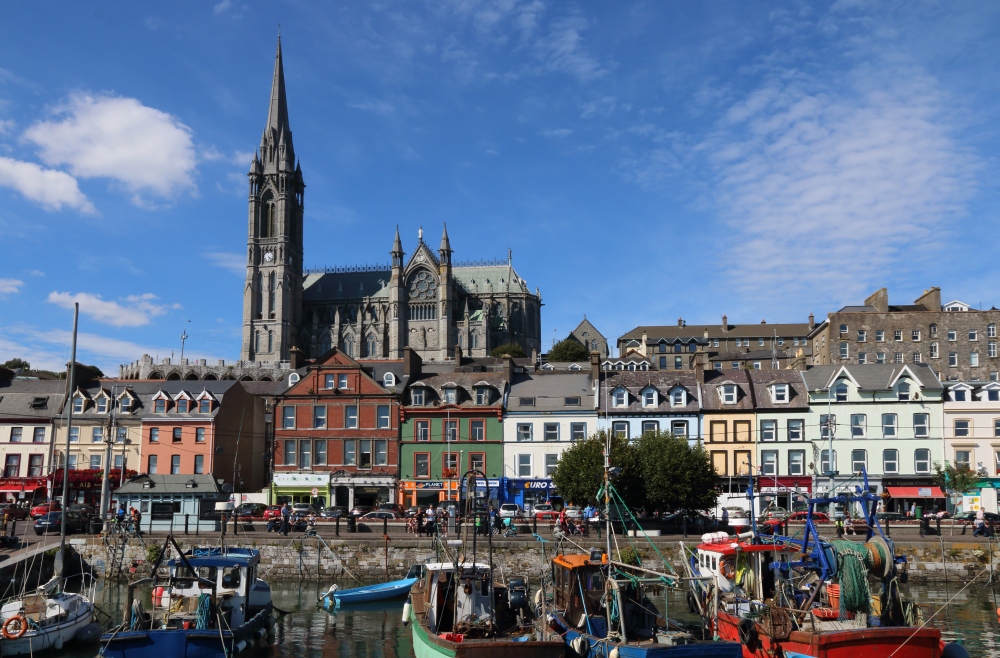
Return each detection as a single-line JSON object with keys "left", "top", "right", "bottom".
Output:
{"left": 58, "top": 302, "right": 79, "bottom": 581}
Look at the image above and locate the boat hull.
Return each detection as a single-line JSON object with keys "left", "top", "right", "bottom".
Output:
{"left": 99, "top": 604, "right": 273, "bottom": 658}
{"left": 410, "top": 602, "right": 563, "bottom": 658}
{"left": 549, "top": 611, "right": 741, "bottom": 658}
{"left": 714, "top": 610, "right": 942, "bottom": 658}
{"left": 0, "top": 600, "right": 94, "bottom": 657}
{"left": 323, "top": 577, "right": 418, "bottom": 607}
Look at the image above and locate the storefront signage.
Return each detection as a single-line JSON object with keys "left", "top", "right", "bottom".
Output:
{"left": 272, "top": 473, "right": 330, "bottom": 487}
{"left": 472, "top": 479, "right": 501, "bottom": 487}
{"left": 357, "top": 487, "right": 385, "bottom": 494}
{"left": 917, "top": 487, "right": 932, "bottom": 498}
{"left": 524, "top": 481, "right": 553, "bottom": 489}
{"left": 414, "top": 481, "right": 444, "bottom": 490}
{"left": 963, "top": 495, "right": 982, "bottom": 512}
{"left": 0, "top": 478, "right": 47, "bottom": 489}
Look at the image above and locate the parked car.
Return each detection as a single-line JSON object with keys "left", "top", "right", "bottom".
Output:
{"left": 1, "top": 504, "right": 28, "bottom": 520}
{"left": 361, "top": 511, "right": 401, "bottom": 520}
{"left": 499, "top": 504, "right": 523, "bottom": 519}
{"left": 30, "top": 502, "right": 61, "bottom": 519}
{"left": 563, "top": 506, "right": 583, "bottom": 520}
{"left": 377, "top": 503, "right": 405, "bottom": 514}
{"left": 876, "top": 512, "right": 908, "bottom": 522}
{"left": 531, "top": 504, "right": 558, "bottom": 520}
{"left": 350, "top": 505, "right": 374, "bottom": 517}
{"left": 262, "top": 505, "right": 285, "bottom": 521}
{"left": 405, "top": 506, "right": 427, "bottom": 518}
{"left": 787, "top": 511, "right": 830, "bottom": 522}
{"left": 758, "top": 506, "right": 787, "bottom": 520}
{"left": 292, "top": 503, "right": 317, "bottom": 515}
{"left": 66, "top": 504, "right": 96, "bottom": 518}
{"left": 235, "top": 503, "right": 267, "bottom": 518}
{"left": 34, "top": 511, "right": 87, "bottom": 535}
{"left": 954, "top": 511, "right": 1000, "bottom": 524}
{"left": 320, "top": 506, "right": 347, "bottom": 519}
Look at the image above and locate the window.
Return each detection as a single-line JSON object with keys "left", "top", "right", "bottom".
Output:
{"left": 444, "top": 420, "right": 458, "bottom": 441}
{"left": 660, "top": 357, "right": 667, "bottom": 369}
{"left": 970, "top": 330, "right": 979, "bottom": 341}
{"left": 8, "top": 427, "right": 21, "bottom": 443}
{"left": 851, "top": 414, "right": 866, "bottom": 438}
{"left": 835, "top": 383, "right": 848, "bottom": 402}
{"left": 115, "top": 427, "right": 127, "bottom": 444}
{"left": 674, "top": 343, "right": 682, "bottom": 354}
{"left": 171, "top": 427, "right": 181, "bottom": 442}
{"left": 891, "top": 330, "right": 901, "bottom": 342}
{"left": 338, "top": 374, "right": 348, "bottom": 389}
{"left": 894, "top": 352, "right": 903, "bottom": 364}
{"left": 955, "top": 451, "right": 971, "bottom": 468}
{"left": 613, "top": 389, "right": 626, "bottom": 407}
{"left": 544, "top": 454, "right": 559, "bottom": 476}
{"left": 570, "top": 423, "right": 587, "bottom": 441}
{"left": 913, "top": 352, "right": 922, "bottom": 363}
{"left": 343, "top": 439, "right": 356, "bottom": 465}
{"left": 731, "top": 362, "right": 740, "bottom": 370}
{"left": 171, "top": 455, "right": 181, "bottom": 475}
{"left": 313, "top": 405, "right": 326, "bottom": 429}
{"left": 897, "top": 382, "right": 911, "bottom": 401}
{"left": 415, "top": 420, "right": 429, "bottom": 441}
{"left": 612, "top": 422, "right": 629, "bottom": 439}
{"left": 990, "top": 341, "right": 997, "bottom": 358}
{"left": 194, "top": 454, "right": 204, "bottom": 474}
{"left": 858, "top": 352, "right": 867, "bottom": 364}
{"left": 642, "top": 389, "right": 656, "bottom": 407}
{"left": 415, "top": 453, "right": 430, "bottom": 478}
{"left": 147, "top": 455, "right": 157, "bottom": 474}
{"left": 476, "top": 388, "right": 490, "bottom": 405}
{"left": 199, "top": 399, "right": 211, "bottom": 413}
{"left": 520, "top": 397, "right": 536, "bottom": 407}
{"left": 671, "top": 421, "right": 688, "bottom": 437}
{"left": 92, "top": 427, "right": 102, "bottom": 443}
{"left": 949, "top": 353, "right": 958, "bottom": 367}
{"left": 954, "top": 420, "right": 970, "bottom": 437}
{"left": 990, "top": 324, "right": 998, "bottom": 339}
{"left": 25, "top": 454, "right": 42, "bottom": 477}
{"left": 642, "top": 420, "right": 659, "bottom": 435}
{"left": 839, "top": 342, "right": 849, "bottom": 359}
{"left": 713, "top": 362, "right": 722, "bottom": 371}
{"left": 876, "top": 330, "right": 885, "bottom": 342}
{"left": 90, "top": 455, "right": 101, "bottom": 470}
{"left": 469, "top": 453, "right": 485, "bottom": 472}
{"left": 176, "top": 399, "right": 189, "bottom": 413}
{"left": 713, "top": 339, "right": 720, "bottom": 347}
{"left": 788, "top": 450, "right": 805, "bottom": 476}
{"left": 282, "top": 407, "right": 295, "bottom": 429}
{"left": 674, "top": 356, "right": 683, "bottom": 370}
{"left": 971, "top": 352, "right": 980, "bottom": 367}
{"left": 721, "top": 385, "right": 737, "bottom": 404}
{"left": 383, "top": 372, "right": 396, "bottom": 388}
{"left": 517, "top": 424, "right": 533, "bottom": 441}
{"left": 930, "top": 342, "right": 939, "bottom": 359}
{"left": 877, "top": 352, "right": 886, "bottom": 364}
{"left": 471, "top": 419, "right": 485, "bottom": 441}
{"left": 564, "top": 396, "right": 581, "bottom": 406}
{"left": 882, "top": 413, "right": 897, "bottom": 437}
{"left": 772, "top": 384, "right": 788, "bottom": 403}
{"left": 377, "top": 405, "right": 390, "bottom": 429}
{"left": 839, "top": 324, "right": 848, "bottom": 335}
{"left": 851, "top": 449, "right": 867, "bottom": 474}
{"left": 761, "top": 451, "right": 778, "bottom": 476}
{"left": 820, "top": 449, "right": 837, "bottom": 475}
{"left": 820, "top": 414, "right": 836, "bottom": 439}
{"left": 883, "top": 449, "right": 899, "bottom": 474}
{"left": 358, "top": 440, "right": 374, "bottom": 469}
{"left": 857, "top": 330, "right": 867, "bottom": 342}
{"left": 953, "top": 388, "right": 967, "bottom": 401}
{"left": 2, "top": 455, "right": 19, "bottom": 478}
{"left": 914, "top": 449, "right": 930, "bottom": 474}
{"left": 930, "top": 323, "right": 938, "bottom": 338}
{"left": 324, "top": 374, "right": 335, "bottom": 389}
{"left": 411, "top": 388, "right": 425, "bottom": 406}
{"left": 32, "top": 427, "right": 45, "bottom": 443}
{"left": 72, "top": 397, "right": 84, "bottom": 413}
{"left": 444, "top": 388, "right": 457, "bottom": 404}
{"left": 787, "top": 419, "right": 804, "bottom": 441}
{"left": 914, "top": 414, "right": 929, "bottom": 438}
{"left": 543, "top": 423, "right": 559, "bottom": 441}
{"left": 441, "top": 452, "right": 457, "bottom": 475}
{"left": 97, "top": 398, "right": 108, "bottom": 414}
{"left": 990, "top": 389, "right": 1000, "bottom": 402}
{"left": 948, "top": 330, "right": 957, "bottom": 342}
{"left": 345, "top": 406, "right": 358, "bottom": 429}
{"left": 194, "top": 427, "right": 205, "bottom": 443}
{"left": 912, "top": 330, "right": 921, "bottom": 342}
{"left": 760, "top": 420, "right": 776, "bottom": 442}
{"left": 281, "top": 438, "right": 295, "bottom": 465}
{"left": 758, "top": 337, "right": 765, "bottom": 347}
{"left": 69, "top": 427, "right": 79, "bottom": 443}
{"left": 658, "top": 343, "right": 667, "bottom": 353}
{"left": 517, "top": 454, "right": 532, "bottom": 477}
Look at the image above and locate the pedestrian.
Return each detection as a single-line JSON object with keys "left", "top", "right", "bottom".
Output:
{"left": 415, "top": 508, "right": 426, "bottom": 537}
{"left": 280, "top": 503, "right": 291, "bottom": 536}
{"left": 426, "top": 505, "right": 437, "bottom": 536}
{"left": 973, "top": 508, "right": 987, "bottom": 537}
{"left": 1, "top": 508, "right": 9, "bottom": 535}
{"left": 909, "top": 502, "right": 916, "bottom": 519}
{"left": 844, "top": 514, "right": 856, "bottom": 536}
{"left": 439, "top": 507, "right": 449, "bottom": 538}
{"left": 558, "top": 508, "right": 567, "bottom": 534}
{"left": 721, "top": 507, "right": 729, "bottom": 527}
{"left": 835, "top": 515, "right": 844, "bottom": 538}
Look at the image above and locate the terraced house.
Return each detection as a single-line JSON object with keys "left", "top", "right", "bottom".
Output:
{"left": 942, "top": 381, "right": 1000, "bottom": 513}
{"left": 0, "top": 380, "right": 63, "bottom": 504}
{"left": 752, "top": 370, "right": 813, "bottom": 514}
{"left": 597, "top": 367, "right": 702, "bottom": 444}
{"left": 701, "top": 369, "right": 758, "bottom": 505}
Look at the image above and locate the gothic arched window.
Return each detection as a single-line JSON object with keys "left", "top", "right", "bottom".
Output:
{"left": 408, "top": 270, "right": 437, "bottom": 300}
{"left": 254, "top": 331, "right": 261, "bottom": 353}
{"left": 255, "top": 272, "right": 263, "bottom": 319}
{"left": 342, "top": 335, "right": 354, "bottom": 358}
{"left": 470, "top": 332, "right": 479, "bottom": 349}
{"left": 591, "top": 340, "right": 598, "bottom": 351}
{"left": 268, "top": 272, "right": 276, "bottom": 317}
{"left": 260, "top": 196, "right": 274, "bottom": 237}
{"left": 267, "top": 330, "right": 274, "bottom": 353}
{"left": 366, "top": 336, "right": 377, "bottom": 358}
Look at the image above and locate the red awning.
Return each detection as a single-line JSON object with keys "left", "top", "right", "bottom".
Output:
{"left": 887, "top": 486, "right": 946, "bottom": 498}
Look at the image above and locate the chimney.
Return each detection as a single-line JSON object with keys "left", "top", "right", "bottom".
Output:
{"left": 590, "top": 351, "right": 601, "bottom": 385}
{"left": 641, "top": 331, "right": 648, "bottom": 356}
{"left": 722, "top": 315, "right": 728, "bottom": 332}
{"left": 531, "top": 348, "right": 538, "bottom": 369}
{"left": 865, "top": 288, "right": 889, "bottom": 313}
{"left": 761, "top": 319, "right": 766, "bottom": 324}
{"left": 703, "top": 329, "right": 709, "bottom": 341}
{"left": 677, "top": 317, "right": 684, "bottom": 327}
{"left": 453, "top": 344, "right": 463, "bottom": 364}
{"left": 502, "top": 355, "right": 515, "bottom": 383}
{"left": 403, "top": 347, "right": 423, "bottom": 378}
{"left": 289, "top": 346, "right": 303, "bottom": 370}
{"left": 808, "top": 313, "right": 815, "bottom": 330}
{"left": 914, "top": 286, "right": 941, "bottom": 312}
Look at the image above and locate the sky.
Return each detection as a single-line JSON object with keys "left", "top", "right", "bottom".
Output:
{"left": 2, "top": 1, "right": 1000, "bottom": 375}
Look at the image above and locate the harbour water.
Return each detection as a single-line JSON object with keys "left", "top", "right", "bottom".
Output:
{"left": 68, "top": 580, "right": 997, "bottom": 657}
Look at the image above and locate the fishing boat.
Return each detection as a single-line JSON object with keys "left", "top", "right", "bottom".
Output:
{"left": 99, "top": 537, "right": 275, "bottom": 658}
{"left": 321, "top": 565, "right": 421, "bottom": 608}
{"left": 683, "top": 470, "right": 965, "bottom": 658}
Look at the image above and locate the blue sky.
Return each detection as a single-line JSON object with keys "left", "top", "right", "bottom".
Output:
{"left": 2, "top": 2, "right": 1000, "bottom": 374}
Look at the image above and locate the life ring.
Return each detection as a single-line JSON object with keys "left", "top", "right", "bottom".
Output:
{"left": 719, "top": 557, "right": 736, "bottom": 580}
{"left": 2, "top": 614, "right": 28, "bottom": 639}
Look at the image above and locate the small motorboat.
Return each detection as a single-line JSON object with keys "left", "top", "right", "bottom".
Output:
{"left": 0, "top": 582, "right": 96, "bottom": 656}
{"left": 321, "top": 565, "right": 421, "bottom": 608}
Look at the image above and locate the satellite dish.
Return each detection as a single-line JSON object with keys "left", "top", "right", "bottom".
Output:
{"left": 221, "top": 483, "right": 234, "bottom": 494}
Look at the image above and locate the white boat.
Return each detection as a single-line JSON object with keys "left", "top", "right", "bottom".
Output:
{"left": 0, "top": 587, "right": 96, "bottom": 656}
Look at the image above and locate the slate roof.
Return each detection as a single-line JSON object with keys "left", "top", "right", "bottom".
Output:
{"left": 748, "top": 370, "right": 810, "bottom": 410}
{"left": 116, "top": 473, "right": 221, "bottom": 495}
{"left": 404, "top": 371, "right": 507, "bottom": 409}
{"left": 0, "top": 380, "right": 66, "bottom": 420}
{"left": 64, "top": 380, "right": 240, "bottom": 419}
{"left": 357, "top": 360, "right": 408, "bottom": 395}
{"left": 601, "top": 371, "right": 701, "bottom": 414}
{"left": 800, "top": 364, "right": 942, "bottom": 391}
{"left": 620, "top": 322, "right": 814, "bottom": 342}
{"left": 508, "top": 372, "right": 594, "bottom": 411}
{"left": 701, "top": 370, "right": 756, "bottom": 411}
{"left": 302, "top": 271, "right": 392, "bottom": 302}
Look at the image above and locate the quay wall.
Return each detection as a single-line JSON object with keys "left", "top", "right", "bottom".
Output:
{"left": 66, "top": 535, "right": 1000, "bottom": 585}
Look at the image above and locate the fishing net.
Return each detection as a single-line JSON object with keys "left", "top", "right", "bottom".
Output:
{"left": 831, "top": 540, "right": 872, "bottom": 619}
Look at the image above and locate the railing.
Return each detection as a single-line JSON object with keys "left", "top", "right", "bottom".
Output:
{"left": 304, "top": 264, "right": 390, "bottom": 274}
{"left": 453, "top": 258, "right": 508, "bottom": 268}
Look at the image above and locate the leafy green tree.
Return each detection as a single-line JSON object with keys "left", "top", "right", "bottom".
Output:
{"left": 635, "top": 430, "right": 719, "bottom": 514}
{"left": 547, "top": 338, "right": 590, "bottom": 362}
{"left": 933, "top": 461, "right": 981, "bottom": 497}
{"left": 489, "top": 343, "right": 526, "bottom": 358}
{"left": 58, "top": 363, "right": 105, "bottom": 382}
{"left": 551, "top": 430, "right": 643, "bottom": 508}
{"left": 1, "top": 358, "right": 30, "bottom": 371}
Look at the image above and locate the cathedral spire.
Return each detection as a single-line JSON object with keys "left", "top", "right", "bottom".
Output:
{"left": 267, "top": 36, "right": 290, "bottom": 136}
{"left": 391, "top": 224, "right": 404, "bottom": 268}
{"left": 439, "top": 223, "right": 452, "bottom": 265}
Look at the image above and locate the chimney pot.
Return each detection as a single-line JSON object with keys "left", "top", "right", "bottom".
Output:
{"left": 678, "top": 317, "right": 683, "bottom": 327}
{"left": 722, "top": 315, "right": 728, "bottom": 332}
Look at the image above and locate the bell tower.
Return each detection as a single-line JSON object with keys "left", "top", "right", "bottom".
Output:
{"left": 241, "top": 37, "right": 305, "bottom": 363}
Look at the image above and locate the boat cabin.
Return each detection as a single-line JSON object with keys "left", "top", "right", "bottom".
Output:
{"left": 695, "top": 532, "right": 797, "bottom": 601}
{"left": 551, "top": 554, "right": 608, "bottom": 636}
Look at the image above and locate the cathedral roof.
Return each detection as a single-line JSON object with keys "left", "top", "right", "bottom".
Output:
{"left": 451, "top": 264, "right": 530, "bottom": 295}
{"left": 302, "top": 270, "right": 391, "bottom": 302}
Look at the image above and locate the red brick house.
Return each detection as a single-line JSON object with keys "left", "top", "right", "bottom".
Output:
{"left": 272, "top": 348, "right": 402, "bottom": 509}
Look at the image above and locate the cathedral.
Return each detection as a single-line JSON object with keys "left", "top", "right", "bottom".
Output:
{"left": 241, "top": 40, "right": 542, "bottom": 364}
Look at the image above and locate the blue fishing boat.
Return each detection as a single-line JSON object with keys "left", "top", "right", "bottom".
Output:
{"left": 99, "top": 537, "right": 275, "bottom": 658}
{"left": 321, "top": 565, "right": 421, "bottom": 608}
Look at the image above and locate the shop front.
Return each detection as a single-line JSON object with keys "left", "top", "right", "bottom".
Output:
{"left": 882, "top": 477, "right": 946, "bottom": 516}
{"left": 272, "top": 472, "right": 331, "bottom": 508}
{"left": 0, "top": 477, "right": 48, "bottom": 506}
{"left": 460, "top": 478, "right": 501, "bottom": 508}
{"left": 399, "top": 481, "right": 461, "bottom": 507}
{"left": 501, "top": 478, "right": 557, "bottom": 509}
{"left": 758, "top": 476, "right": 812, "bottom": 515}
{"left": 331, "top": 473, "right": 396, "bottom": 509}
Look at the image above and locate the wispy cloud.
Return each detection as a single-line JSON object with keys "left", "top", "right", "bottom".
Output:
{"left": 533, "top": 14, "right": 606, "bottom": 81}
{"left": 0, "top": 156, "right": 96, "bottom": 214}
{"left": 0, "top": 278, "right": 23, "bottom": 296}
{"left": 347, "top": 99, "right": 395, "bottom": 116}
{"left": 47, "top": 291, "right": 180, "bottom": 327}
{"left": 541, "top": 128, "right": 573, "bottom": 138}
{"left": 23, "top": 93, "right": 197, "bottom": 206}
{"left": 203, "top": 251, "right": 246, "bottom": 276}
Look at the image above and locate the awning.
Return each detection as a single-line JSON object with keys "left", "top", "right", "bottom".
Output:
{"left": 887, "top": 486, "right": 946, "bottom": 498}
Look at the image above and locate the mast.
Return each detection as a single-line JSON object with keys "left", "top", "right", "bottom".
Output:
{"left": 59, "top": 303, "right": 79, "bottom": 579}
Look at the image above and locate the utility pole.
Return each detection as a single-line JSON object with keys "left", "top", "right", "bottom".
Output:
{"left": 98, "top": 384, "right": 118, "bottom": 531}
{"left": 59, "top": 303, "right": 79, "bottom": 556}
{"left": 180, "top": 320, "right": 191, "bottom": 362}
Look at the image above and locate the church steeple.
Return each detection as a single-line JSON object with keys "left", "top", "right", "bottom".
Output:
{"left": 439, "top": 223, "right": 452, "bottom": 266}
{"left": 267, "top": 37, "right": 290, "bottom": 136}
{"left": 391, "top": 225, "right": 404, "bottom": 268}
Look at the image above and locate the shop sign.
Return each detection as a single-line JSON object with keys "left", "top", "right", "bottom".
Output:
{"left": 273, "top": 473, "right": 330, "bottom": 487}
{"left": 524, "top": 481, "right": 553, "bottom": 489}
{"left": 963, "top": 495, "right": 982, "bottom": 512}
{"left": 414, "top": 481, "right": 444, "bottom": 490}
{"left": 0, "top": 477, "right": 47, "bottom": 490}
{"left": 357, "top": 487, "right": 384, "bottom": 494}
{"left": 472, "top": 479, "right": 500, "bottom": 487}
{"left": 917, "top": 487, "right": 932, "bottom": 498}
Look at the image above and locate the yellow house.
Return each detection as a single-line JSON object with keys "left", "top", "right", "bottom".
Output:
{"left": 701, "top": 370, "right": 756, "bottom": 506}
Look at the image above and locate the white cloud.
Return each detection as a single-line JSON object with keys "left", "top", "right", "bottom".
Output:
{"left": 534, "top": 14, "right": 606, "bottom": 81}
{"left": 23, "top": 93, "right": 196, "bottom": 205}
{"left": 542, "top": 128, "right": 573, "bottom": 138}
{"left": 347, "top": 99, "right": 395, "bottom": 116}
{"left": 26, "top": 270, "right": 44, "bottom": 277}
{"left": 0, "top": 156, "right": 95, "bottom": 213}
{"left": 0, "top": 119, "right": 14, "bottom": 135}
{"left": 0, "top": 278, "right": 23, "bottom": 296}
{"left": 213, "top": 0, "right": 232, "bottom": 14}
{"left": 47, "top": 291, "right": 178, "bottom": 328}
{"left": 203, "top": 251, "right": 246, "bottom": 276}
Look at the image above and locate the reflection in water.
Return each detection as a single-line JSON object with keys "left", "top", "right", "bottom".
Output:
{"left": 67, "top": 580, "right": 993, "bottom": 657}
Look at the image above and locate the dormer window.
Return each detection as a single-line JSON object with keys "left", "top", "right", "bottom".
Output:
{"left": 476, "top": 388, "right": 489, "bottom": 405}
{"left": 444, "top": 388, "right": 457, "bottom": 405}
{"left": 177, "top": 399, "right": 189, "bottom": 413}
{"left": 383, "top": 372, "right": 396, "bottom": 387}
{"left": 199, "top": 399, "right": 211, "bottom": 413}
{"left": 670, "top": 389, "right": 685, "bottom": 406}
{"left": 835, "top": 383, "right": 848, "bottom": 402}
{"left": 120, "top": 397, "right": 132, "bottom": 412}
{"left": 953, "top": 388, "right": 967, "bottom": 402}
{"left": 721, "top": 385, "right": 737, "bottom": 404}
{"left": 72, "top": 397, "right": 84, "bottom": 414}
{"left": 411, "top": 388, "right": 425, "bottom": 406}
{"left": 658, "top": 343, "right": 667, "bottom": 353}
{"left": 613, "top": 388, "right": 627, "bottom": 407}
{"left": 772, "top": 384, "right": 789, "bottom": 403}
{"left": 642, "top": 389, "right": 657, "bottom": 408}
{"left": 96, "top": 398, "right": 108, "bottom": 414}
{"left": 154, "top": 399, "right": 166, "bottom": 413}
{"left": 897, "top": 382, "right": 911, "bottom": 401}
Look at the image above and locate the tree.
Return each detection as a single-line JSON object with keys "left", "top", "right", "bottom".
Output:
{"left": 547, "top": 338, "right": 590, "bottom": 362}
{"left": 551, "top": 430, "right": 644, "bottom": 508}
{"left": 933, "top": 461, "right": 981, "bottom": 498}
{"left": 57, "top": 363, "right": 105, "bottom": 382}
{"left": 635, "top": 430, "right": 719, "bottom": 514}
{"left": 1, "top": 358, "right": 30, "bottom": 371}
{"left": 489, "top": 342, "right": 526, "bottom": 358}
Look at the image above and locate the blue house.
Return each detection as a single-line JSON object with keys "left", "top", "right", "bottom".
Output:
{"left": 114, "top": 473, "right": 225, "bottom": 532}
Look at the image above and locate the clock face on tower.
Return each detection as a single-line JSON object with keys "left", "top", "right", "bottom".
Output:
{"left": 263, "top": 251, "right": 274, "bottom": 262}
